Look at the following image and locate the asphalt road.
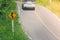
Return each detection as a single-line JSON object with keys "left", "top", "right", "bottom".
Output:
{"left": 17, "top": 1, "right": 60, "bottom": 40}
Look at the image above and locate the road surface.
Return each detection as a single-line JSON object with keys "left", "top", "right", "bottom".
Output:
{"left": 17, "top": 1, "right": 60, "bottom": 40}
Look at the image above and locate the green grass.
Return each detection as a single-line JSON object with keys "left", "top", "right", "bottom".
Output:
{"left": 47, "top": 2, "right": 60, "bottom": 18}
{"left": 0, "top": 1, "right": 29, "bottom": 40}
{"left": 35, "top": 0, "right": 60, "bottom": 18}
{"left": 35, "top": 0, "right": 49, "bottom": 6}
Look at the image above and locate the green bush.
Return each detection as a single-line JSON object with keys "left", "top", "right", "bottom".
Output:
{"left": 35, "top": 0, "right": 49, "bottom": 6}
{"left": 0, "top": 1, "right": 29, "bottom": 40}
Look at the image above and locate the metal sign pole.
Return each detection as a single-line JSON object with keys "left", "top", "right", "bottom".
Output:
{"left": 12, "top": 20, "right": 14, "bottom": 33}
{"left": 12, "top": 19, "right": 14, "bottom": 39}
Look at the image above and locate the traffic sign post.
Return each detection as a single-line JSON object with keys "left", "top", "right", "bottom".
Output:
{"left": 8, "top": 11, "right": 16, "bottom": 33}
{"left": 12, "top": 20, "right": 14, "bottom": 33}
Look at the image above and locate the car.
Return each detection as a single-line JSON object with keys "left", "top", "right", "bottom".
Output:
{"left": 22, "top": 0, "right": 35, "bottom": 10}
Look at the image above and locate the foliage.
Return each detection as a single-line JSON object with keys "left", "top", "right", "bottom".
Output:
{"left": 35, "top": 0, "right": 49, "bottom": 6}
{"left": 0, "top": 0, "right": 29, "bottom": 40}
{"left": 35, "top": 0, "right": 60, "bottom": 18}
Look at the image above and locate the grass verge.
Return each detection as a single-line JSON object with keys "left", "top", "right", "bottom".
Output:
{"left": 35, "top": 0, "right": 60, "bottom": 18}
{"left": 0, "top": 1, "right": 29, "bottom": 40}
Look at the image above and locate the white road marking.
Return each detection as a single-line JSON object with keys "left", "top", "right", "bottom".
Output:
{"left": 34, "top": 10, "right": 60, "bottom": 40}
{"left": 16, "top": 2, "right": 32, "bottom": 40}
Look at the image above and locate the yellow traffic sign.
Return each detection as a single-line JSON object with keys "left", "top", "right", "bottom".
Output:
{"left": 9, "top": 11, "right": 16, "bottom": 19}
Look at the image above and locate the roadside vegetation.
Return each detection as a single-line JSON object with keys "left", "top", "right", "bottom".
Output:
{"left": 0, "top": 0, "right": 28, "bottom": 40}
{"left": 35, "top": 0, "right": 60, "bottom": 18}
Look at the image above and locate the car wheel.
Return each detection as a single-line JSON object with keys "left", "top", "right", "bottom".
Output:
{"left": 22, "top": 4, "right": 25, "bottom": 10}
{"left": 32, "top": 7, "right": 35, "bottom": 10}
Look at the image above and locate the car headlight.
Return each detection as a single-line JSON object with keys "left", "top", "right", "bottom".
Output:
{"left": 24, "top": 4, "right": 28, "bottom": 7}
